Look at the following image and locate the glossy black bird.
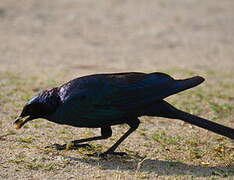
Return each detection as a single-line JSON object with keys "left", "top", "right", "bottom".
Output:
{"left": 14, "top": 72, "right": 234, "bottom": 157}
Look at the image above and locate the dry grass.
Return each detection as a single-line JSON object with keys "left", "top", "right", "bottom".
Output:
{"left": 0, "top": 0, "right": 234, "bottom": 179}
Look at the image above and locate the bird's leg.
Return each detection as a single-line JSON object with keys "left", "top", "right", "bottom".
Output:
{"left": 90, "top": 118, "right": 140, "bottom": 157}
{"left": 46, "top": 126, "right": 112, "bottom": 150}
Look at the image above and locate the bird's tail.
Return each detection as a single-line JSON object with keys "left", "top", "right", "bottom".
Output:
{"left": 146, "top": 101, "right": 234, "bottom": 139}
{"left": 175, "top": 108, "right": 234, "bottom": 139}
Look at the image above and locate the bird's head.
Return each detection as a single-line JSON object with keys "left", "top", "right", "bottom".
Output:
{"left": 14, "top": 88, "right": 60, "bottom": 129}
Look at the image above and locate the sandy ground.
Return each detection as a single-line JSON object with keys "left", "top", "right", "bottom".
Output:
{"left": 0, "top": 0, "right": 234, "bottom": 179}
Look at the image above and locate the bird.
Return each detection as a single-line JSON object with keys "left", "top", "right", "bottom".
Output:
{"left": 14, "top": 72, "right": 234, "bottom": 157}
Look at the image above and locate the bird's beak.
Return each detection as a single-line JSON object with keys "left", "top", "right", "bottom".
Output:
{"left": 13, "top": 116, "right": 32, "bottom": 129}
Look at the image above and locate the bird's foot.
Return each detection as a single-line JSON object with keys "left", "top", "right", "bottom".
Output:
{"left": 45, "top": 143, "right": 66, "bottom": 150}
{"left": 66, "top": 143, "right": 92, "bottom": 150}
{"left": 45, "top": 143, "right": 91, "bottom": 150}
{"left": 87, "top": 151, "right": 127, "bottom": 158}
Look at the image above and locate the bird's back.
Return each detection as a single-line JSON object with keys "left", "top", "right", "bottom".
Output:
{"left": 58, "top": 72, "right": 146, "bottom": 102}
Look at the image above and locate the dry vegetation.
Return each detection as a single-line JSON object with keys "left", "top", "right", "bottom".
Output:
{"left": 0, "top": 0, "right": 234, "bottom": 179}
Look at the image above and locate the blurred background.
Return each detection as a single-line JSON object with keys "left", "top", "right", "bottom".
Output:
{"left": 0, "top": 0, "right": 234, "bottom": 79}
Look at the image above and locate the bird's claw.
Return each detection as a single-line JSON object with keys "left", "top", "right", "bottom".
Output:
{"left": 45, "top": 143, "right": 66, "bottom": 150}
{"left": 45, "top": 143, "right": 91, "bottom": 150}
{"left": 87, "top": 151, "right": 127, "bottom": 158}
{"left": 66, "top": 143, "right": 92, "bottom": 150}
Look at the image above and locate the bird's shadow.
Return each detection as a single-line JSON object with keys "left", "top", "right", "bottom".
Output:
{"left": 61, "top": 154, "right": 234, "bottom": 177}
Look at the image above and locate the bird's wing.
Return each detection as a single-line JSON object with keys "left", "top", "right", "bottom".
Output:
{"left": 93, "top": 73, "right": 175, "bottom": 109}
{"left": 55, "top": 73, "right": 172, "bottom": 120}
{"left": 55, "top": 72, "right": 204, "bottom": 121}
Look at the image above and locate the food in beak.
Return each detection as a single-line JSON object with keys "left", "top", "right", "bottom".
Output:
{"left": 13, "top": 116, "right": 29, "bottom": 129}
